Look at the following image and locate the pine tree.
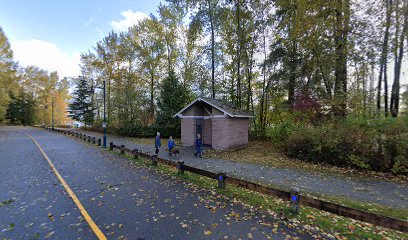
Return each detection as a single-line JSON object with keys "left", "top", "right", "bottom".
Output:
{"left": 68, "top": 77, "right": 95, "bottom": 126}
{"left": 156, "top": 70, "right": 189, "bottom": 126}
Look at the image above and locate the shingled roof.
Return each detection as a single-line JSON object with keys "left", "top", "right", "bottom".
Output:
{"left": 174, "top": 97, "right": 254, "bottom": 118}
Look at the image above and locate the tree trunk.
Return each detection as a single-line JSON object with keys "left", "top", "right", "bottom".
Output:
{"left": 391, "top": 0, "right": 407, "bottom": 117}
{"left": 259, "top": 33, "right": 267, "bottom": 131}
{"left": 236, "top": 0, "right": 242, "bottom": 108}
{"left": 208, "top": 0, "right": 216, "bottom": 98}
{"left": 150, "top": 72, "right": 155, "bottom": 117}
{"left": 377, "top": 0, "right": 392, "bottom": 116}
{"left": 288, "top": 38, "right": 296, "bottom": 111}
{"left": 334, "top": 0, "right": 349, "bottom": 119}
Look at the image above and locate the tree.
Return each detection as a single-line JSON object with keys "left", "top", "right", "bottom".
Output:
{"left": 0, "top": 26, "right": 17, "bottom": 121}
{"left": 6, "top": 91, "right": 37, "bottom": 125}
{"left": 173, "top": 0, "right": 221, "bottom": 98}
{"left": 333, "top": 0, "right": 350, "bottom": 118}
{"left": 377, "top": 0, "right": 392, "bottom": 116}
{"left": 131, "top": 17, "right": 166, "bottom": 118}
{"left": 68, "top": 77, "right": 95, "bottom": 126}
{"left": 390, "top": 0, "right": 408, "bottom": 117}
{"left": 156, "top": 70, "right": 189, "bottom": 127}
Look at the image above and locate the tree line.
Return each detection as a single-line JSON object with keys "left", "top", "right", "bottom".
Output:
{"left": 71, "top": 0, "right": 408, "bottom": 134}
{"left": 0, "top": 27, "right": 70, "bottom": 126}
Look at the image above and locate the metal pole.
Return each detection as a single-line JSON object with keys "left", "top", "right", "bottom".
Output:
{"left": 51, "top": 99, "right": 54, "bottom": 131}
{"left": 103, "top": 79, "right": 107, "bottom": 148}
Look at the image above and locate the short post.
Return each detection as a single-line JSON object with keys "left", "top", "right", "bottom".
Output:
{"left": 109, "top": 142, "right": 113, "bottom": 150}
{"left": 152, "top": 155, "right": 158, "bottom": 166}
{"left": 132, "top": 149, "right": 138, "bottom": 159}
{"left": 88, "top": 136, "right": 91, "bottom": 142}
{"left": 92, "top": 137, "right": 96, "bottom": 144}
{"left": 218, "top": 172, "right": 226, "bottom": 189}
{"left": 177, "top": 161, "right": 184, "bottom": 174}
{"left": 98, "top": 139, "right": 101, "bottom": 146}
{"left": 120, "top": 145, "right": 125, "bottom": 154}
{"left": 290, "top": 187, "right": 300, "bottom": 214}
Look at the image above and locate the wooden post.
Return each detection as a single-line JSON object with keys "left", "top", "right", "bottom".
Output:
{"left": 120, "top": 145, "right": 125, "bottom": 154}
{"left": 218, "top": 172, "right": 226, "bottom": 189}
{"left": 92, "top": 137, "right": 96, "bottom": 144}
{"left": 98, "top": 139, "right": 101, "bottom": 146}
{"left": 109, "top": 142, "right": 113, "bottom": 150}
{"left": 177, "top": 161, "right": 184, "bottom": 174}
{"left": 133, "top": 149, "right": 138, "bottom": 159}
{"left": 152, "top": 155, "right": 158, "bottom": 166}
{"left": 88, "top": 136, "right": 91, "bottom": 142}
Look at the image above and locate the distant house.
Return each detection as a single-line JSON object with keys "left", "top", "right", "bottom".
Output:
{"left": 174, "top": 97, "right": 254, "bottom": 150}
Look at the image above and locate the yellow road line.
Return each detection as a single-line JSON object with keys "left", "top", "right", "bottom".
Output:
{"left": 24, "top": 132, "right": 107, "bottom": 240}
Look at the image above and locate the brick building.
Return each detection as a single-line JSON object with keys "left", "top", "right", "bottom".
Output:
{"left": 174, "top": 97, "right": 254, "bottom": 150}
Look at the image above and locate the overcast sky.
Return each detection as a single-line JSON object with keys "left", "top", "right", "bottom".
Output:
{"left": 0, "top": 0, "right": 161, "bottom": 77}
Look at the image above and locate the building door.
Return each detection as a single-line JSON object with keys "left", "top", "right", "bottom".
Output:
{"left": 195, "top": 119, "right": 203, "bottom": 138}
{"left": 203, "top": 119, "right": 212, "bottom": 146}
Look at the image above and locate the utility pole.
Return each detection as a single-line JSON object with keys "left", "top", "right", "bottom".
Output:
{"left": 103, "top": 79, "right": 107, "bottom": 148}
{"left": 94, "top": 78, "right": 107, "bottom": 148}
{"left": 51, "top": 99, "right": 54, "bottom": 131}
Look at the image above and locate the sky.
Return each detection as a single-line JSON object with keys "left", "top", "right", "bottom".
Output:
{"left": 0, "top": 0, "right": 162, "bottom": 78}
{"left": 0, "top": 0, "right": 406, "bottom": 87}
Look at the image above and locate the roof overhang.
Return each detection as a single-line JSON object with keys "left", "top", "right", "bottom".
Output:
{"left": 173, "top": 97, "right": 255, "bottom": 118}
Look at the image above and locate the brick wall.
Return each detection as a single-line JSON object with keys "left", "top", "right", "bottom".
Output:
{"left": 211, "top": 118, "right": 249, "bottom": 150}
{"left": 228, "top": 118, "right": 249, "bottom": 148}
{"left": 211, "top": 118, "right": 230, "bottom": 149}
{"left": 181, "top": 119, "right": 195, "bottom": 146}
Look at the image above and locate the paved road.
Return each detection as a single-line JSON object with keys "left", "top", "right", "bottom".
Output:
{"left": 0, "top": 126, "right": 328, "bottom": 240}
{"left": 63, "top": 128, "right": 408, "bottom": 210}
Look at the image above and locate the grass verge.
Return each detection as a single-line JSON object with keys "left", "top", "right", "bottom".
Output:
{"left": 107, "top": 149, "right": 407, "bottom": 240}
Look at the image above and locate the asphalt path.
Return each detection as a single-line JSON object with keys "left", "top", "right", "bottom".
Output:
{"left": 0, "top": 126, "right": 328, "bottom": 240}
{"left": 62, "top": 128, "right": 407, "bottom": 210}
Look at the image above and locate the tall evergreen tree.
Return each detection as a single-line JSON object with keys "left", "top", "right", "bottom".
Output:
{"left": 156, "top": 70, "right": 189, "bottom": 126}
{"left": 68, "top": 77, "right": 95, "bottom": 126}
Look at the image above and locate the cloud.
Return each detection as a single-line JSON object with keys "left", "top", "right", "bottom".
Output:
{"left": 111, "top": 10, "right": 149, "bottom": 32}
{"left": 12, "top": 39, "right": 81, "bottom": 78}
{"left": 84, "top": 17, "right": 96, "bottom": 27}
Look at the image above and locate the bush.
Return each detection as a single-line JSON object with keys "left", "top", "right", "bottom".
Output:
{"left": 281, "top": 116, "right": 408, "bottom": 175}
{"left": 392, "top": 156, "right": 408, "bottom": 175}
{"left": 266, "top": 121, "right": 300, "bottom": 143}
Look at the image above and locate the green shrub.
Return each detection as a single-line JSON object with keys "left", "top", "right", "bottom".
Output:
{"left": 281, "top": 116, "right": 408, "bottom": 175}
{"left": 392, "top": 156, "right": 408, "bottom": 175}
{"left": 266, "top": 121, "right": 300, "bottom": 143}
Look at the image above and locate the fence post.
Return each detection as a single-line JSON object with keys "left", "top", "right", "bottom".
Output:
{"left": 120, "top": 145, "right": 125, "bottom": 154}
{"left": 92, "top": 137, "right": 96, "bottom": 144}
{"left": 151, "top": 155, "right": 158, "bottom": 166}
{"left": 133, "top": 149, "right": 138, "bottom": 159}
{"left": 109, "top": 142, "right": 113, "bottom": 150}
{"left": 218, "top": 172, "right": 226, "bottom": 189}
{"left": 177, "top": 161, "right": 184, "bottom": 174}
{"left": 98, "top": 139, "right": 101, "bottom": 146}
{"left": 88, "top": 136, "right": 91, "bottom": 142}
{"left": 290, "top": 187, "right": 300, "bottom": 214}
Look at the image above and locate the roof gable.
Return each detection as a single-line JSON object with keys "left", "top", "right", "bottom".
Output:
{"left": 174, "top": 97, "right": 254, "bottom": 118}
